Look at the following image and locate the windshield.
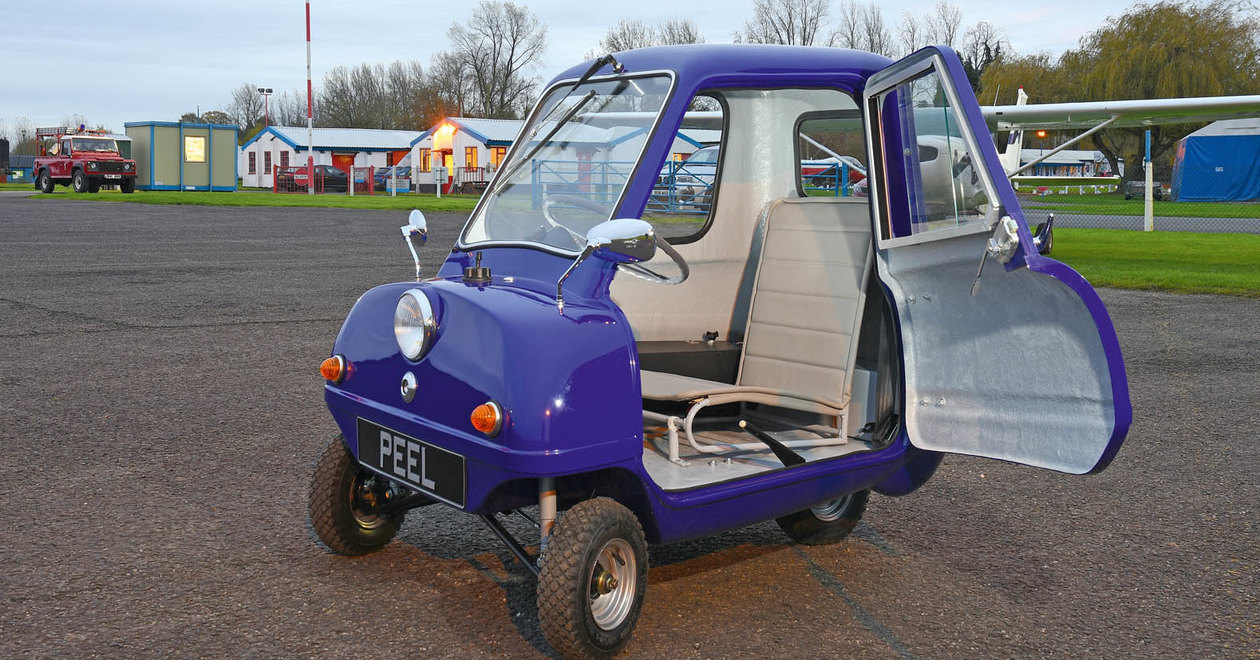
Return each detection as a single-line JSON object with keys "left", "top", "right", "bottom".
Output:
{"left": 72, "top": 138, "right": 118, "bottom": 153}
{"left": 461, "top": 73, "right": 673, "bottom": 254}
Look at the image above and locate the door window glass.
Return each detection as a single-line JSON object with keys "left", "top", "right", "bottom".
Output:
{"left": 874, "top": 69, "right": 992, "bottom": 240}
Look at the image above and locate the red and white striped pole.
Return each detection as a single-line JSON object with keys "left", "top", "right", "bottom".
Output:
{"left": 305, "top": 0, "right": 314, "bottom": 195}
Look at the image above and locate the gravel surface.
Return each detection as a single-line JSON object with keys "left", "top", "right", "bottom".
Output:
{"left": 1, "top": 199, "right": 1255, "bottom": 658}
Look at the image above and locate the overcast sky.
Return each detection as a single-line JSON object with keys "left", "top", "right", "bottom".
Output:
{"left": 2, "top": 0, "right": 1132, "bottom": 136}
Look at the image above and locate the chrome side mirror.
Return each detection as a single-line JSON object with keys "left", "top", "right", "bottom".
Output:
{"left": 401, "top": 209, "right": 428, "bottom": 281}
{"left": 556, "top": 219, "right": 656, "bottom": 313}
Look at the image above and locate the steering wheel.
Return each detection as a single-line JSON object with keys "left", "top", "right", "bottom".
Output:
{"left": 542, "top": 194, "right": 611, "bottom": 246}
{"left": 544, "top": 194, "right": 689, "bottom": 285}
{"left": 619, "top": 234, "right": 689, "bottom": 285}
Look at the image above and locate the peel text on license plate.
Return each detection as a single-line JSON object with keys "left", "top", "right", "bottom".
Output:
{"left": 356, "top": 418, "right": 466, "bottom": 507}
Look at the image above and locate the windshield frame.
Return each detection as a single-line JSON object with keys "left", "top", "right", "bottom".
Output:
{"left": 456, "top": 68, "right": 678, "bottom": 257}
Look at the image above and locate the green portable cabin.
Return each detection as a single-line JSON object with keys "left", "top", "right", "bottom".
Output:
{"left": 124, "top": 121, "right": 239, "bottom": 191}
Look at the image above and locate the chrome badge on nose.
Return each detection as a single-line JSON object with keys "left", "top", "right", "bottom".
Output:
{"left": 400, "top": 372, "right": 417, "bottom": 403}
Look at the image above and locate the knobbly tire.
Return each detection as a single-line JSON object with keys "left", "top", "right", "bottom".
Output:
{"left": 37, "top": 170, "right": 54, "bottom": 194}
{"left": 537, "top": 498, "right": 648, "bottom": 660}
{"left": 72, "top": 170, "right": 88, "bottom": 193}
{"left": 307, "top": 435, "right": 403, "bottom": 556}
{"left": 120, "top": 178, "right": 136, "bottom": 194}
{"left": 776, "top": 488, "right": 870, "bottom": 545}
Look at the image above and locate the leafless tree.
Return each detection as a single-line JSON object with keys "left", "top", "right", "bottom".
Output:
{"left": 656, "top": 18, "right": 704, "bottom": 45}
{"left": 898, "top": 11, "right": 926, "bottom": 57}
{"left": 591, "top": 17, "right": 704, "bottom": 58}
{"left": 927, "top": 0, "right": 963, "bottom": 48}
{"left": 738, "top": 0, "right": 831, "bottom": 46}
{"left": 597, "top": 19, "right": 656, "bottom": 53}
{"left": 425, "top": 51, "right": 475, "bottom": 121}
{"left": 447, "top": 0, "right": 548, "bottom": 119}
{"left": 272, "top": 89, "right": 309, "bottom": 126}
{"left": 832, "top": 1, "right": 863, "bottom": 49}
{"left": 830, "top": 1, "right": 893, "bottom": 54}
{"left": 858, "top": 3, "right": 893, "bottom": 56}
{"left": 227, "top": 84, "right": 266, "bottom": 132}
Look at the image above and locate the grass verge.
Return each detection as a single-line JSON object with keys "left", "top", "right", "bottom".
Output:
{"left": 1022, "top": 193, "right": 1260, "bottom": 219}
{"left": 22, "top": 187, "right": 481, "bottom": 213}
{"left": 1053, "top": 228, "right": 1260, "bottom": 298}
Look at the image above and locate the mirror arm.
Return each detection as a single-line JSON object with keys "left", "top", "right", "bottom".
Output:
{"left": 555, "top": 244, "right": 597, "bottom": 314}
{"left": 400, "top": 223, "right": 427, "bottom": 282}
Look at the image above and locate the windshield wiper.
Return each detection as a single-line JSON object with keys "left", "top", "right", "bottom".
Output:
{"left": 493, "top": 55, "right": 625, "bottom": 192}
{"left": 496, "top": 89, "right": 597, "bottom": 188}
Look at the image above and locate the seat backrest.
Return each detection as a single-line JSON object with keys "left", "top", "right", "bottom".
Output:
{"left": 736, "top": 197, "right": 872, "bottom": 404}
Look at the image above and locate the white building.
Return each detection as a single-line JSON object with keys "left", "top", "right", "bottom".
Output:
{"left": 409, "top": 116, "right": 720, "bottom": 194}
{"left": 238, "top": 126, "right": 419, "bottom": 188}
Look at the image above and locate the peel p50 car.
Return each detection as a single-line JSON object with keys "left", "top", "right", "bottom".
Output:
{"left": 308, "top": 44, "right": 1131, "bottom": 659}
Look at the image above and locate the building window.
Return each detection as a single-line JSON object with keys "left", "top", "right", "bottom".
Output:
{"left": 464, "top": 146, "right": 478, "bottom": 169}
{"left": 264, "top": 151, "right": 272, "bottom": 174}
{"left": 490, "top": 146, "right": 507, "bottom": 168}
{"left": 419, "top": 148, "right": 431, "bottom": 172}
{"left": 280, "top": 151, "right": 289, "bottom": 168}
{"left": 183, "top": 136, "right": 206, "bottom": 163}
{"left": 248, "top": 152, "right": 256, "bottom": 174}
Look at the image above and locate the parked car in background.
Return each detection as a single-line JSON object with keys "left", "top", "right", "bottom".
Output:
{"left": 374, "top": 166, "right": 411, "bottom": 191}
{"left": 277, "top": 165, "right": 349, "bottom": 193}
{"left": 1124, "top": 180, "right": 1164, "bottom": 200}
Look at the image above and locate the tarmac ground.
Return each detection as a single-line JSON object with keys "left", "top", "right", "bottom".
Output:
{"left": 0, "top": 199, "right": 1256, "bottom": 658}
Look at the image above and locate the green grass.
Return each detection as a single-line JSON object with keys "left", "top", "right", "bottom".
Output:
{"left": 0, "top": 182, "right": 35, "bottom": 191}
{"left": 21, "top": 186, "right": 481, "bottom": 213}
{"left": 1053, "top": 228, "right": 1260, "bottom": 297}
{"left": 1023, "top": 193, "right": 1260, "bottom": 219}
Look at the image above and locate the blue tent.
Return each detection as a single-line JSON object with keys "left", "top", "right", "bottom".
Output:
{"left": 1171, "top": 119, "right": 1260, "bottom": 202}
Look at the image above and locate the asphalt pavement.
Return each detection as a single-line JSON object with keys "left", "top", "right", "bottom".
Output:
{"left": 0, "top": 198, "right": 1256, "bottom": 658}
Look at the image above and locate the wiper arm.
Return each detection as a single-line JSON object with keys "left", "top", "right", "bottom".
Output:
{"left": 493, "top": 54, "right": 624, "bottom": 190}
{"left": 496, "top": 89, "right": 597, "bottom": 187}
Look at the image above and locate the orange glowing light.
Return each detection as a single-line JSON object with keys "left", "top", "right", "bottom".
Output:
{"left": 437, "top": 123, "right": 456, "bottom": 137}
{"left": 1035, "top": 130, "right": 1047, "bottom": 139}
{"left": 471, "top": 402, "right": 503, "bottom": 436}
{"left": 320, "top": 355, "right": 346, "bottom": 383}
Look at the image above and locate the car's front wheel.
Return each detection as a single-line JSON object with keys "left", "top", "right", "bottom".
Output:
{"left": 72, "top": 170, "right": 88, "bottom": 193}
{"left": 538, "top": 498, "right": 648, "bottom": 660}
{"left": 120, "top": 178, "right": 136, "bottom": 194}
{"left": 36, "top": 170, "right": 54, "bottom": 194}
{"left": 308, "top": 436, "right": 404, "bottom": 555}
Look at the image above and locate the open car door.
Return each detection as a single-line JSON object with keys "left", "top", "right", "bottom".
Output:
{"left": 862, "top": 47, "right": 1131, "bottom": 474}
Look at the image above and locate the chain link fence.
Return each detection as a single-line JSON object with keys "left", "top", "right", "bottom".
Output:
{"left": 1016, "top": 183, "right": 1260, "bottom": 234}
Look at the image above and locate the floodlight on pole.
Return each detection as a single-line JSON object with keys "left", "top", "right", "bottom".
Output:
{"left": 257, "top": 87, "right": 273, "bottom": 127}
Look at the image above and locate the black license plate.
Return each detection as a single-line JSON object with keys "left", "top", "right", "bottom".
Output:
{"left": 356, "top": 418, "right": 466, "bottom": 507}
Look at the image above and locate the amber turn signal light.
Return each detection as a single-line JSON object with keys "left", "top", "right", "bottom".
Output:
{"left": 471, "top": 401, "right": 504, "bottom": 437}
{"left": 320, "top": 355, "right": 346, "bottom": 384}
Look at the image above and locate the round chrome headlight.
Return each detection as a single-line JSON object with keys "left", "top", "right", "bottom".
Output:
{"left": 395, "top": 288, "right": 436, "bottom": 361}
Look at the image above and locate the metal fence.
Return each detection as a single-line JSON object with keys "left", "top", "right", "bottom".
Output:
{"left": 1016, "top": 183, "right": 1260, "bottom": 234}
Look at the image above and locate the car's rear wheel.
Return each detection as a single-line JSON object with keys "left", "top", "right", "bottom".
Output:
{"left": 72, "top": 170, "right": 88, "bottom": 193}
{"left": 308, "top": 435, "right": 404, "bottom": 556}
{"left": 88, "top": 181, "right": 101, "bottom": 193}
{"left": 37, "top": 170, "right": 54, "bottom": 194}
{"left": 776, "top": 489, "right": 870, "bottom": 545}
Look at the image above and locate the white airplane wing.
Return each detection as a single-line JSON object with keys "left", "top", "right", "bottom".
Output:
{"left": 983, "top": 95, "right": 1260, "bottom": 130}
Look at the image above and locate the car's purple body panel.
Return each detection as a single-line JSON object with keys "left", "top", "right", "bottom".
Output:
{"left": 321, "top": 44, "right": 1130, "bottom": 544}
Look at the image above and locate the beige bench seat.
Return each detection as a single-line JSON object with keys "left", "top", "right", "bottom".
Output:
{"left": 640, "top": 197, "right": 873, "bottom": 463}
